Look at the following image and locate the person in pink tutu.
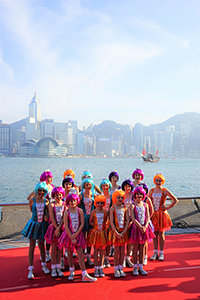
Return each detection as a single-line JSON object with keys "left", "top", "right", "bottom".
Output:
{"left": 59, "top": 193, "right": 97, "bottom": 282}
{"left": 45, "top": 186, "right": 66, "bottom": 277}
{"left": 130, "top": 187, "right": 155, "bottom": 276}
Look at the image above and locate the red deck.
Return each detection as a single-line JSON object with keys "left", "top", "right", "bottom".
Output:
{"left": 0, "top": 234, "right": 200, "bottom": 300}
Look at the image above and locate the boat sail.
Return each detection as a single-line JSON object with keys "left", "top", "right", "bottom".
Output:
{"left": 141, "top": 148, "right": 160, "bottom": 163}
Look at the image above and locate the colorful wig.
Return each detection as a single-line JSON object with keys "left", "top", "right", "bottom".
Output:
{"left": 108, "top": 171, "right": 119, "bottom": 182}
{"left": 121, "top": 179, "right": 134, "bottom": 191}
{"left": 62, "top": 177, "right": 74, "bottom": 188}
{"left": 138, "top": 182, "right": 149, "bottom": 194}
{"left": 40, "top": 171, "right": 53, "bottom": 182}
{"left": 63, "top": 169, "right": 75, "bottom": 180}
{"left": 112, "top": 190, "right": 125, "bottom": 204}
{"left": 81, "top": 178, "right": 94, "bottom": 190}
{"left": 51, "top": 186, "right": 65, "bottom": 199}
{"left": 133, "top": 186, "right": 146, "bottom": 201}
{"left": 153, "top": 174, "right": 165, "bottom": 185}
{"left": 132, "top": 169, "right": 144, "bottom": 180}
{"left": 99, "top": 179, "right": 112, "bottom": 192}
{"left": 94, "top": 195, "right": 106, "bottom": 208}
{"left": 81, "top": 171, "right": 93, "bottom": 181}
{"left": 65, "top": 193, "right": 80, "bottom": 205}
{"left": 34, "top": 182, "right": 48, "bottom": 197}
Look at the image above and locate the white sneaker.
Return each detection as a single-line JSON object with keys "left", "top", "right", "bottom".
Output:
{"left": 103, "top": 257, "right": 111, "bottom": 268}
{"left": 126, "top": 257, "right": 134, "bottom": 268}
{"left": 123, "top": 259, "right": 126, "bottom": 268}
{"left": 86, "top": 256, "right": 94, "bottom": 266}
{"left": 42, "top": 264, "right": 50, "bottom": 274}
{"left": 133, "top": 267, "right": 139, "bottom": 276}
{"left": 51, "top": 268, "right": 57, "bottom": 277}
{"left": 119, "top": 269, "right": 126, "bottom": 277}
{"left": 94, "top": 268, "right": 99, "bottom": 277}
{"left": 28, "top": 269, "right": 34, "bottom": 279}
{"left": 99, "top": 268, "right": 105, "bottom": 277}
{"left": 159, "top": 253, "right": 164, "bottom": 261}
{"left": 45, "top": 251, "right": 51, "bottom": 263}
{"left": 139, "top": 267, "right": 147, "bottom": 275}
{"left": 60, "top": 257, "right": 65, "bottom": 270}
{"left": 143, "top": 257, "right": 148, "bottom": 266}
{"left": 114, "top": 269, "right": 120, "bottom": 278}
{"left": 68, "top": 270, "right": 74, "bottom": 280}
{"left": 150, "top": 253, "right": 158, "bottom": 261}
{"left": 57, "top": 268, "right": 64, "bottom": 277}
{"left": 82, "top": 273, "right": 97, "bottom": 282}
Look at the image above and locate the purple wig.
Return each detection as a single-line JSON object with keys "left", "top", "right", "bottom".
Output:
{"left": 121, "top": 179, "right": 134, "bottom": 191}
{"left": 108, "top": 171, "right": 119, "bottom": 182}
{"left": 132, "top": 169, "right": 144, "bottom": 180}
{"left": 65, "top": 193, "right": 80, "bottom": 205}
{"left": 133, "top": 186, "right": 146, "bottom": 201}
{"left": 40, "top": 171, "right": 53, "bottom": 182}
{"left": 138, "top": 182, "right": 149, "bottom": 194}
{"left": 51, "top": 186, "right": 65, "bottom": 199}
{"left": 62, "top": 177, "right": 74, "bottom": 188}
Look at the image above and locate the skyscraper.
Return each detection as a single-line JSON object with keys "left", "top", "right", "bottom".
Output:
{"left": 29, "top": 92, "right": 41, "bottom": 129}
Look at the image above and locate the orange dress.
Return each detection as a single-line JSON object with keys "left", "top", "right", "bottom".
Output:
{"left": 87, "top": 210, "right": 108, "bottom": 249}
{"left": 149, "top": 188, "right": 172, "bottom": 232}
{"left": 108, "top": 207, "right": 130, "bottom": 246}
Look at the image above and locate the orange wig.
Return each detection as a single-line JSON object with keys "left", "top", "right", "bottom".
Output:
{"left": 112, "top": 190, "right": 125, "bottom": 204}
{"left": 153, "top": 173, "right": 165, "bottom": 185}
{"left": 94, "top": 195, "right": 106, "bottom": 208}
{"left": 63, "top": 169, "right": 75, "bottom": 180}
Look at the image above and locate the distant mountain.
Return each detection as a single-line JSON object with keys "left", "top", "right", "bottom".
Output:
{"left": 9, "top": 118, "right": 26, "bottom": 134}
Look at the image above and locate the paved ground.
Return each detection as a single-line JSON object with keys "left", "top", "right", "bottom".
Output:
{"left": 0, "top": 227, "right": 200, "bottom": 250}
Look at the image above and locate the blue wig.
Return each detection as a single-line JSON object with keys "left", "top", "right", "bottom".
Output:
{"left": 99, "top": 179, "right": 112, "bottom": 192}
{"left": 81, "top": 171, "right": 93, "bottom": 181}
{"left": 81, "top": 178, "right": 94, "bottom": 190}
{"left": 34, "top": 182, "right": 48, "bottom": 197}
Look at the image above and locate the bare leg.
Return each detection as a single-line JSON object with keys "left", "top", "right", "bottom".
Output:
{"left": 29, "top": 238, "right": 36, "bottom": 266}
{"left": 133, "top": 243, "right": 139, "bottom": 265}
{"left": 99, "top": 249, "right": 105, "bottom": 267}
{"left": 139, "top": 244, "right": 145, "bottom": 264}
{"left": 77, "top": 247, "right": 86, "bottom": 271}
{"left": 67, "top": 250, "right": 74, "bottom": 268}
{"left": 94, "top": 248, "right": 99, "bottom": 267}
{"left": 51, "top": 241, "right": 57, "bottom": 265}
{"left": 119, "top": 245, "right": 125, "bottom": 265}
{"left": 127, "top": 243, "right": 132, "bottom": 256}
{"left": 159, "top": 231, "right": 165, "bottom": 251}
{"left": 153, "top": 231, "right": 159, "bottom": 250}
{"left": 114, "top": 246, "right": 119, "bottom": 266}
{"left": 38, "top": 240, "right": 45, "bottom": 263}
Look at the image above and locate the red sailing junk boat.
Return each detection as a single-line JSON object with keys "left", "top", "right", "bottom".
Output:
{"left": 141, "top": 148, "right": 160, "bottom": 163}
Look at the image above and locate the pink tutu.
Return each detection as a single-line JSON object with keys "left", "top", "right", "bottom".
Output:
{"left": 58, "top": 230, "right": 87, "bottom": 252}
{"left": 130, "top": 223, "right": 155, "bottom": 244}
{"left": 44, "top": 223, "right": 63, "bottom": 245}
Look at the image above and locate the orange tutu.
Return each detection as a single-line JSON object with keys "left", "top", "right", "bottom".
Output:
{"left": 151, "top": 211, "right": 172, "bottom": 232}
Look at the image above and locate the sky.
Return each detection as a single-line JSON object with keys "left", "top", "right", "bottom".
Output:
{"left": 0, "top": 0, "right": 199, "bottom": 129}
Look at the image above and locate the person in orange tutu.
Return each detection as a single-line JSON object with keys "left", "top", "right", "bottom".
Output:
{"left": 109, "top": 190, "right": 129, "bottom": 278}
{"left": 149, "top": 174, "right": 178, "bottom": 261}
{"left": 87, "top": 195, "right": 109, "bottom": 278}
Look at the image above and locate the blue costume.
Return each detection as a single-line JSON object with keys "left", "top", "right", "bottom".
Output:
{"left": 80, "top": 190, "right": 95, "bottom": 233}
{"left": 22, "top": 198, "right": 48, "bottom": 240}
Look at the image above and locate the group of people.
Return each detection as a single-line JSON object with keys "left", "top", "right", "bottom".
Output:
{"left": 22, "top": 168, "right": 179, "bottom": 282}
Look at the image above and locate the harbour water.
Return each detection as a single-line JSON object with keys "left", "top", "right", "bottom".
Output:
{"left": 0, "top": 157, "right": 199, "bottom": 204}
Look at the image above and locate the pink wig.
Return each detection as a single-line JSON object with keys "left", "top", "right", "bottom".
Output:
{"left": 65, "top": 193, "right": 80, "bottom": 205}
{"left": 51, "top": 187, "right": 65, "bottom": 199}
{"left": 40, "top": 171, "right": 53, "bottom": 182}
{"left": 133, "top": 186, "right": 146, "bottom": 201}
{"left": 132, "top": 169, "right": 144, "bottom": 180}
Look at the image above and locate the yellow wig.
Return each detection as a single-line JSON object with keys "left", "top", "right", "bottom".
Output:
{"left": 112, "top": 190, "right": 125, "bottom": 204}
{"left": 153, "top": 173, "right": 165, "bottom": 185}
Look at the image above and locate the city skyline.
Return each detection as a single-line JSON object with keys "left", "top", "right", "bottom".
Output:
{"left": 0, "top": 1, "right": 199, "bottom": 129}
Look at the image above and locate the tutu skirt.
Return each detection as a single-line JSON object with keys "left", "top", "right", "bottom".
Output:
{"left": 108, "top": 228, "right": 130, "bottom": 246}
{"left": 151, "top": 211, "right": 172, "bottom": 232}
{"left": 22, "top": 219, "right": 48, "bottom": 240}
{"left": 130, "top": 223, "right": 155, "bottom": 244}
{"left": 87, "top": 229, "right": 107, "bottom": 249}
{"left": 44, "top": 223, "right": 63, "bottom": 245}
{"left": 58, "top": 230, "right": 87, "bottom": 252}
{"left": 83, "top": 214, "right": 93, "bottom": 233}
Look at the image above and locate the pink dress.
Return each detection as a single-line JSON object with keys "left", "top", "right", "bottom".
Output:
{"left": 45, "top": 203, "right": 65, "bottom": 245}
{"left": 130, "top": 203, "right": 155, "bottom": 244}
{"left": 58, "top": 208, "right": 87, "bottom": 251}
